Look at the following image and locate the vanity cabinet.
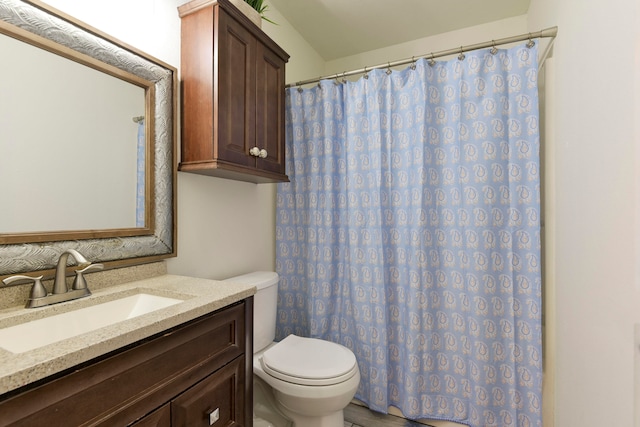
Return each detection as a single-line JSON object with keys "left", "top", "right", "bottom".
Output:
{"left": 178, "top": 0, "right": 290, "bottom": 184}
{"left": 0, "top": 298, "right": 253, "bottom": 427}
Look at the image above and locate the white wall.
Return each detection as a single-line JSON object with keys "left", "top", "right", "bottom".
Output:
{"left": 261, "top": 4, "right": 325, "bottom": 85}
{"left": 43, "top": 0, "right": 183, "bottom": 67}
{"left": 528, "top": 0, "right": 640, "bottom": 426}
{"left": 42, "top": 0, "right": 324, "bottom": 281}
{"left": 324, "top": 15, "right": 528, "bottom": 76}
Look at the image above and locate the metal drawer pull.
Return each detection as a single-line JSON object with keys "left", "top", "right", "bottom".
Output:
{"left": 208, "top": 407, "right": 220, "bottom": 425}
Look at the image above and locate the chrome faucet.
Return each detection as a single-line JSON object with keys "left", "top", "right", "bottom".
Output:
{"left": 2, "top": 249, "right": 103, "bottom": 308}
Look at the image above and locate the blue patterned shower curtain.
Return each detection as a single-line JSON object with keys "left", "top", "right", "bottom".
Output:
{"left": 276, "top": 43, "right": 542, "bottom": 427}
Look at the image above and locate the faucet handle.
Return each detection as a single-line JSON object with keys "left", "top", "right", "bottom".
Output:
{"left": 3, "top": 275, "right": 47, "bottom": 300}
{"left": 72, "top": 263, "right": 103, "bottom": 290}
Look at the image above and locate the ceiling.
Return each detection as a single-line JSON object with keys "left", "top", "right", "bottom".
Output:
{"left": 267, "top": 0, "right": 531, "bottom": 61}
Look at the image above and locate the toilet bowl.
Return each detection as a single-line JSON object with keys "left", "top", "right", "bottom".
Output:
{"left": 223, "top": 272, "right": 360, "bottom": 427}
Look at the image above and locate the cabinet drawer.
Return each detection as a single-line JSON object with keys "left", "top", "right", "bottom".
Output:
{"left": 172, "top": 356, "right": 245, "bottom": 427}
{"left": 0, "top": 299, "right": 251, "bottom": 427}
{"left": 131, "top": 404, "right": 171, "bottom": 427}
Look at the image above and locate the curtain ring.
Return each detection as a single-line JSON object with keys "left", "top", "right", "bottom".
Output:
{"left": 410, "top": 56, "right": 417, "bottom": 70}
{"left": 297, "top": 82, "right": 303, "bottom": 93}
{"left": 526, "top": 33, "right": 535, "bottom": 48}
{"left": 458, "top": 46, "right": 465, "bottom": 61}
{"left": 428, "top": 53, "right": 436, "bottom": 66}
{"left": 363, "top": 66, "right": 369, "bottom": 79}
{"left": 490, "top": 40, "right": 498, "bottom": 55}
{"left": 386, "top": 62, "right": 392, "bottom": 75}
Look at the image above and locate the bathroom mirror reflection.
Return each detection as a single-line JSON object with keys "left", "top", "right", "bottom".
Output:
{"left": 0, "top": 0, "right": 176, "bottom": 276}
{"left": 0, "top": 32, "right": 148, "bottom": 235}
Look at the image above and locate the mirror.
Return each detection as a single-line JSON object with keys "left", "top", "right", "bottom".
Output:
{"left": 0, "top": 0, "right": 176, "bottom": 276}
{"left": 0, "top": 33, "right": 148, "bottom": 234}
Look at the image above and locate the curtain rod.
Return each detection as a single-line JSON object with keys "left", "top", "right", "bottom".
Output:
{"left": 286, "top": 26, "right": 558, "bottom": 88}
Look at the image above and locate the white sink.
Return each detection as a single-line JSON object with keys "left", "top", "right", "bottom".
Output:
{"left": 0, "top": 293, "right": 183, "bottom": 354}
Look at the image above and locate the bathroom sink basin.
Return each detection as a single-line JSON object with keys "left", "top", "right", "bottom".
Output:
{"left": 0, "top": 293, "right": 183, "bottom": 354}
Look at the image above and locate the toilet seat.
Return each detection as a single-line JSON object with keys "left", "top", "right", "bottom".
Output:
{"left": 261, "top": 334, "right": 358, "bottom": 386}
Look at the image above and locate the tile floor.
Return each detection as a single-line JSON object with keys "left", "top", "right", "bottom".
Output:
{"left": 343, "top": 404, "right": 435, "bottom": 427}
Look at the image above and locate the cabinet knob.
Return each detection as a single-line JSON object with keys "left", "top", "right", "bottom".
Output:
{"left": 249, "top": 147, "right": 260, "bottom": 157}
{"left": 259, "top": 148, "right": 268, "bottom": 158}
{"left": 208, "top": 407, "right": 220, "bottom": 425}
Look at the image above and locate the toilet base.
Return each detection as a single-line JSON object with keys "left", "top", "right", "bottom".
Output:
{"left": 277, "top": 408, "right": 344, "bottom": 427}
{"left": 253, "top": 415, "right": 275, "bottom": 427}
{"left": 254, "top": 373, "right": 349, "bottom": 427}
{"left": 254, "top": 376, "right": 293, "bottom": 427}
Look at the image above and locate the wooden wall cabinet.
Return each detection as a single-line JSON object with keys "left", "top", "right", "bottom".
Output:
{"left": 178, "top": 0, "right": 290, "bottom": 183}
{"left": 0, "top": 298, "right": 253, "bottom": 427}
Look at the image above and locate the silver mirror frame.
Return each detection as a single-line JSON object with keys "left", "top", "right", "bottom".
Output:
{"left": 0, "top": 0, "right": 176, "bottom": 276}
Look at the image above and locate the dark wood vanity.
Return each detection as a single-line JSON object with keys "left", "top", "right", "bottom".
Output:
{"left": 0, "top": 297, "right": 253, "bottom": 427}
{"left": 178, "top": 0, "right": 290, "bottom": 183}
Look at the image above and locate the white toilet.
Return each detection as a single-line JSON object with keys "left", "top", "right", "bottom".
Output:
{"left": 223, "top": 272, "right": 360, "bottom": 427}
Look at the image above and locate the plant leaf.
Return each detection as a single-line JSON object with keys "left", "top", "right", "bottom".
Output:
{"left": 243, "top": 0, "right": 276, "bottom": 24}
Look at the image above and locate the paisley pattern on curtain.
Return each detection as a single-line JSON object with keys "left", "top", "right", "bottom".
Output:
{"left": 276, "top": 43, "right": 541, "bottom": 427}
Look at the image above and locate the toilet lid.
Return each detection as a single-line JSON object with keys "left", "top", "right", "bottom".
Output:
{"left": 261, "top": 334, "right": 357, "bottom": 386}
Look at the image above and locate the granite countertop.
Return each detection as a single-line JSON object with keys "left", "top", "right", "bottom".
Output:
{"left": 0, "top": 274, "right": 256, "bottom": 395}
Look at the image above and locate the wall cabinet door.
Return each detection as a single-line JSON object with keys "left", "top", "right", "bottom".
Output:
{"left": 216, "top": 10, "right": 256, "bottom": 170}
{"left": 179, "top": 0, "right": 289, "bottom": 184}
{"left": 255, "top": 41, "right": 286, "bottom": 175}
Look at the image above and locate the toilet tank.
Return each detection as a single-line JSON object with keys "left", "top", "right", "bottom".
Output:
{"left": 223, "top": 271, "right": 279, "bottom": 353}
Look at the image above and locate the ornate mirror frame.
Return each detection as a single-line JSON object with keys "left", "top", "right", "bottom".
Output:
{"left": 0, "top": 0, "right": 176, "bottom": 276}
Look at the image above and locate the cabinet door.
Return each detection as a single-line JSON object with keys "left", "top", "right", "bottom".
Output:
{"left": 172, "top": 356, "right": 246, "bottom": 427}
{"left": 217, "top": 9, "right": 256, "bottom": 169}
{"left": 255, "top": 41, "right": 286, "bottom": 175}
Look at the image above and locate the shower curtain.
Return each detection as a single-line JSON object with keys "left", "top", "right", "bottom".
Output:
{"left": 276, "top": 43, "right": 542, "bottom": 427}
